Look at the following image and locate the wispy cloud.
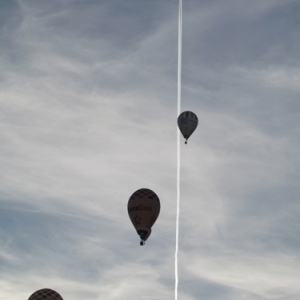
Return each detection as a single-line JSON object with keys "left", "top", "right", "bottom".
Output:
{"left": 1, "top": 0, "right": 299, "bottom": 299}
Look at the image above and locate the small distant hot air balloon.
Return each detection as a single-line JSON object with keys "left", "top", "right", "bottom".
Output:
{"left": 28, "top": 288, "right": 63, "bottom": 300}
{"left": 177, "top": 111, "right": 198, "bottom": 144}
{"left": 128, "top": 188, "right": 160, "bottom": 246}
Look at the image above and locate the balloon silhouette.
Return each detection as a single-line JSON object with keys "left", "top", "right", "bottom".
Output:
{"left": 128, "top": 188, "right": 160, "bottom": 246}
{"left": 28, "top": 288, "right": 63, "bottom": 300}
{"left": 177, "top": 111, "right": 198, "bottom": 144}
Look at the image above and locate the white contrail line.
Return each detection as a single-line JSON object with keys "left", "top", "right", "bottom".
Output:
{"left": 175, "top": 1, "right": 182, "bottom": 300}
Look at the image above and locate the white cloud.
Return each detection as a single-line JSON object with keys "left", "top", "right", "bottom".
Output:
{"left": 1, "top": 0, "right": 299, "bottom": 299}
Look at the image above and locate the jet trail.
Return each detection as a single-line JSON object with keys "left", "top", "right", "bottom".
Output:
{"left": 175, "top": 1, "right": 182, "bottom": 300}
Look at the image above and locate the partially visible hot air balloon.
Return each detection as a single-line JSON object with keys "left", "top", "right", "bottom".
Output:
{"left": 28, "top": 288, "right": 63, "bottom": 300}
{"left": 128, "top": 188, "right": 160, "bottom": 246}
{"left": 177, "top": 111, "right": 198, "bottom": 144}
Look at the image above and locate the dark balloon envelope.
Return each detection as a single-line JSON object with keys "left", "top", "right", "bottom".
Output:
{"left": 128, "top": 188, "right": 160, "bottom": 246}
{"left": 177, "top": 111, "right": 198, "bottom": 144}
{"left": 28, "top": 288, "right": 63, "bottom": 300}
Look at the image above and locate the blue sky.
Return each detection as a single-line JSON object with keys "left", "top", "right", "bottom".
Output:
{"left": 1, "top": 0, "right": 299, "bottom": 299}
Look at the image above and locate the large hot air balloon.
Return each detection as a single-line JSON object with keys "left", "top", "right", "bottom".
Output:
{"left": 28, "top": 288, "right": 63, "bottom": 300}
{"left": 177, "top": 111, "right": 198, "bottom": 144}
{"left": 128, "top": 188, "right": 160, "bottom": 246}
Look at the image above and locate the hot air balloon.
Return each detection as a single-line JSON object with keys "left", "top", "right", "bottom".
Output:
{"left": 28, "top": 288, "right": 63, "bottom": 300}
{"left": 177, "top": 111, "right": 198, "bottom": 144}
{"left": 128, "top": 188, "right": 160, "bottom": 246}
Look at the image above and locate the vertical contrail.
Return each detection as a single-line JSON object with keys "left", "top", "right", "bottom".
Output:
{"left": 175, "top": 0, "right": 182, "bottom": 300}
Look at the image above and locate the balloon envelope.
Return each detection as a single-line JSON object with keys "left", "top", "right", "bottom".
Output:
{"left": 128, "top": 188, "right": 160, "bottom": 244}
{"left": 177, "top": 111, "right": 198, "bottom": 143}
{"left": 28, "top": 288, "right": 63, "bottom": 300}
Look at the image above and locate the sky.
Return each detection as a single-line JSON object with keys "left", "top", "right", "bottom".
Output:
{"left": 0, "top": 0, "right": 299, "bottom": 299}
